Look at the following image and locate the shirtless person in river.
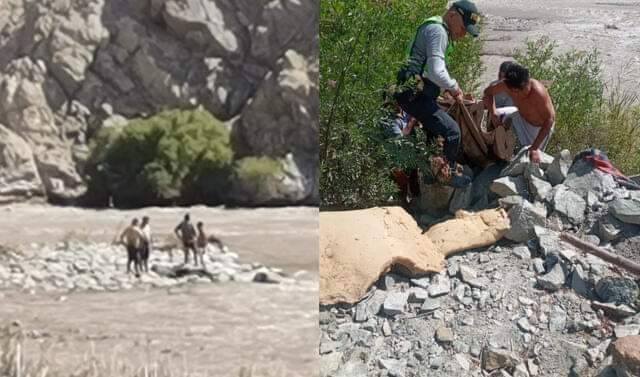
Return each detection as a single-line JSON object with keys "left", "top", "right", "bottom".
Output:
{"left": 483, "top": 62, "right": 555, "bottom": 163}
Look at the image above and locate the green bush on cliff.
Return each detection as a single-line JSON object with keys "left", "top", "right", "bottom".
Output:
{"left": 231, "top": 156, "right": 285, "bottom": 204}
{"left": 320, "top": 0, "right": 484, "bottom": 209}
{"left": 85, "top": 110, "right": 233, "bottom": 207}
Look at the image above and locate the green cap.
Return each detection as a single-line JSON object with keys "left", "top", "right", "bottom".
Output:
{"left": 452, "top": 0, "right": 481, "bottom": 37}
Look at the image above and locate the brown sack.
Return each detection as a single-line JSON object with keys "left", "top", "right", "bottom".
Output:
{"left": 320, "top": 207, "right": 511, "bottom": 305}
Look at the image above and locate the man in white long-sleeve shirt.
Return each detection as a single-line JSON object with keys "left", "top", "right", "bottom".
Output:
{"left": 395, "top": 0, "right": 481, "bottom": 188}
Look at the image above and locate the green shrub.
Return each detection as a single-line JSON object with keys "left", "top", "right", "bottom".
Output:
{"left": 231, "top": 156, "right": 285, "bottom": 204}
{"left": 514, "top": 37, "right": 640, "bottom": 174}
{"left": 85, "top": 110, "right": 233, "bottom": 207}
{"left": 320, "top": 0, "right": 484, "bottom": 209}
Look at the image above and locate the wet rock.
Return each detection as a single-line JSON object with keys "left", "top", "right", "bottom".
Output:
{"left": 482, "top": 347, "right": 518, "bottom": 371}
{"left": 552, "top": 185, "right": 586, "bottom": 224}
{"left": 610, "top": 198, "right": 640, "bottom": 225}
{"left": 545, "top": 149, "right": 572, "bottom": 186}
{"left": 505, "top": 201, "right": 547, "bottom": 242}
{"left": 536, "top": 263, "right": 565, "bottom": 292}
{"left": 595, "top": 277, "right": 639, "bottom": 306}
{"left": 491, "top": 176, "right": 528, "bottom": 198}
{"left": 610, "top": 335, "right": 640, "bottom": 377}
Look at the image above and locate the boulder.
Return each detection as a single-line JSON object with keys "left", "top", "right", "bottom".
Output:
{"left": 449, "top": 185, "right": 473, "bottom": 214}
{"left": 319, "top": 207, "right": 510, "bottom": 304}
{"left": 0, "top": 124, "right": 45, "bottom": 202}
{"left": 564, "top": 158, "right": 617, "bottom": 198}
{"left": 528, "top": 174, "right": 552, "bottom": 202}
{"left": 552, "top": 185, "right": 586, "bottom": 224}
{"left": 595, "top": 277, "right": 639, "bottom": 306}
{"left": 536, "top": 263, "right": 566, "bottom": 292}
{"left": 505, "top": 200, "right": 547, "bottom": 242}
{"left": 610, "top": 198, "right": 640, "bottom": 225}
{"left": 545, "top": 149, "right": 572, "bottom": 186}
{"left": 490, "top": 175, "right": 528, "bottom": 198}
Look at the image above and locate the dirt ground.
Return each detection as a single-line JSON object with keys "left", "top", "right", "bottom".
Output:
{"left": 0, "top": 204, "right": 319, "bottom": 376}
{"left": 475, "top": 0, "right": 640, "bottom": 95}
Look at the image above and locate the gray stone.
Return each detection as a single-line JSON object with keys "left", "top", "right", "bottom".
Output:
{"left": 420, "top": 298, "right": 441, "bottom": 313}
{"left": 407, "top": 287, "right": 429, "bottom": 303}
{"left": 382, "top": 319, "right": 392, "bottom": 336}
{"left": 595, "top": 277, "right": 639, "bottom": 306}
{"left": 599, "top": 215, "right": 625, "bottom": 242}
{"left": 491, "top": 176, "right": 528, "bottom": 198}
{"left": 517, "top": 317, "right": 534, "bottom": 333}
{"left": 378, "top": 358, "right": 406, "bottom": 376}
{"left": 336, "top": 360, "right": 368, "bottom": 377}
{"left": 592, "top": 302, "right": 636, "bottom": 319}
{"left": 514, "top": 363, "right": 530, "bottom": 377}
{"left": 501, "top": 146, "right": 531, "bottom": 177}
{"left": 366, "top": 289, "right": 387, "bottom": 317}
{"left": 435, "top": 327, "right": 454, "bottom": 344}
{"left": 536, "top": 262, "right": 565, "bottom": 292}
{"left": 570, "top": 264, "right": 591, "bottom": 297}
{"left": 614, "top": 324, "right": 640, "bottom": 338}
{"left": 319, "top": 340, "right": 341, "bottom": 354}
{"left": 527, "top": 359, "right": 540, "bottom": 376}
{"left": 382, "top": 292, "right": 407, "bottom": 316}
{"left": 549, "top": 307, "right": 567, "bottom": 332}
{"left": 545, "top": 149, "right": 572, "bottom": 186}
{"left": 499, "top": 195, "right": 525, "bottom": 210}
{"left": 505, "top": 201, "right": 547, "bottom": 242}
{"left": 411, "top": 277, "right": 430, "bottom": 289}
{"left": 428, "top": 281, "right": 451, "bottom": 297}
{"left": 354, "top": 302, "right": 368, "bottom": 322}
{"left": 512, "top": 246, "right": 531, "bottom": 260}
{"left": 458, "top": 265, "right": 477, "bottom": 284}
{"left": 482, "top": 347, "right": 518, "bottom": 371}
{"left": 479, "top": 254, "right": 491, "bottom": 263}
{"left": 610, "top": 198, "right": 640, "bottom": 225}
{"left": 528, "top": 174, "right": 552, "bottom": 202}
{"left": 565, "top": 159, "right": 618, "bottom": 198}
{"left": 532, "top": 258, "right": 546, "bottom": 274}
{"left": 552, "top": 186, "right": 586, "bottom": 224}
{"left": 454, "top": 353, "right": 470, "bottom": 371}
{"left": 429, "top": 356, "right": 443, "bottom": 369}
{"left": 450, "top": 185, "right": 473, "bottom": 214}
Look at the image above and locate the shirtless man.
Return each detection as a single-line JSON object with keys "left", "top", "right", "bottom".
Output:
{"left": 483, "top": 63, "right": 556, "bottom": 163}
{"left": 139, "top": 216, "right": 152, "bottom": 273}
{"left": 119, "top": 218, "right": 145, "bottom": 277}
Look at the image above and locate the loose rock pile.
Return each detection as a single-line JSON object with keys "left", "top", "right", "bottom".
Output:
{"left": 319, "top": 147, "right": 640, "bottom": 377}
{"left": 0, "top": 242, "right": 293, "bottom": 293}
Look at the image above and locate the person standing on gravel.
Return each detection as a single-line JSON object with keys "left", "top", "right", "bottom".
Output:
{"left": 394, "top": 0, "right": 482, "bottom": 188}
{"left": 119, "top": 218, "right": 145, "bottom": 277}
{"left": 140, "top": 216, "right": 152, "bottom": 273}
{"left": 174, "top": 214, "right": 197, "bottom": 265}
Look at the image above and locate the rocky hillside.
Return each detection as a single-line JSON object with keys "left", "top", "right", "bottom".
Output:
{"left": 0, "top": 0, "right": 318, "bottom": 205}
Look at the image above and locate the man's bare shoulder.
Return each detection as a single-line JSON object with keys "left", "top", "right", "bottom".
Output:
{"left": 530, "top": 78, "right": 550, "bottom": 97}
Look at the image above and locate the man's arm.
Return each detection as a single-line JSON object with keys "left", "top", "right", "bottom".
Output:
{"left": 483, "top": 81, "right": 507, "bottom": 127}
{"left": 423, "top": 25, "right": 459, "bottom": 95}
{"left": 529, "top": 83, "right": 556, "bottom": 162}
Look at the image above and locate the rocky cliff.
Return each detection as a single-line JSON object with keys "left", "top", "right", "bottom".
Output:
{"left": 0, "top": 0, "right": 318, "bottom": 205}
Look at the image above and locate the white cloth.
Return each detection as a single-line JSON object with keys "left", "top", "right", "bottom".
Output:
{"left": 495, "top": 106, "right": 554, "bottom": 151}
